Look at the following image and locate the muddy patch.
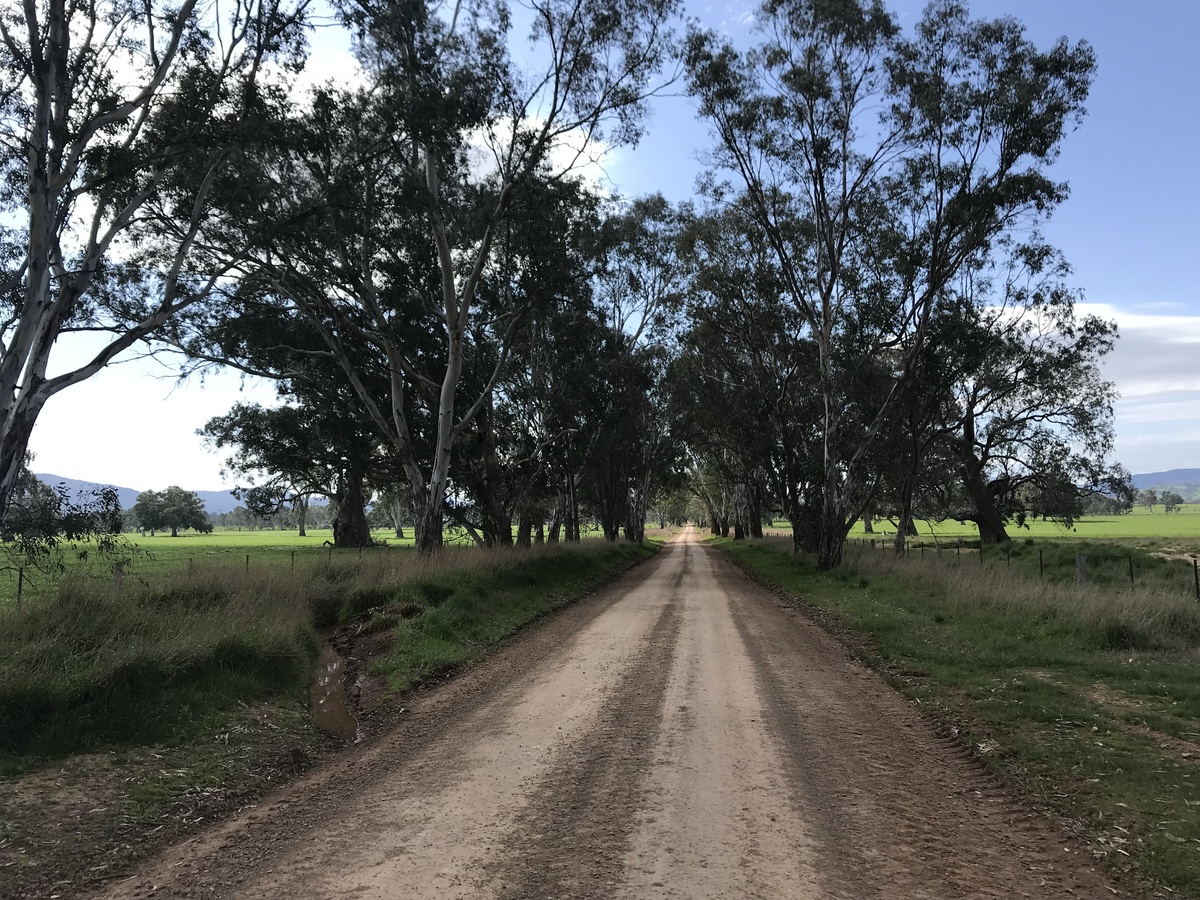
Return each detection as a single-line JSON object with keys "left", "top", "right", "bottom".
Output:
{"left": 310, "top": 640, "right": 358, "bottom": 741}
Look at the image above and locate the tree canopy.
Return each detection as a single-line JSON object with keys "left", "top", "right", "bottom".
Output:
{"left": 132, "top": 487, "right": 213, "bottom": 537}
{"left": 4, "top": 0, "right": 1129, "bottom": 564}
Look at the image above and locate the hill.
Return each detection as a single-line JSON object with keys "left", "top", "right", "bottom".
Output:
{"left": 35, "top": 474, "right": 239, "bottom": 516}
{"left": 1131, "top": 468, "right": 1200, "bottom": 502}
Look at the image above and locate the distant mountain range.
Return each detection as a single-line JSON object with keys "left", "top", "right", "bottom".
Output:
{"left": 35, "top": 467, "right": 1200, "bottom": 515}
{"left": 1130, "top": 468, "right": 1200, "bottom": 502}
{"left": 35, "top": 474, "right": 240, "bottom": 516}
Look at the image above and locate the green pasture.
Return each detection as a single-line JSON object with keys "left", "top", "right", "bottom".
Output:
{"left": 0, "top": 524, "right": 613, "bottom": 607}
{"left": 764, "top": 504, "right": 1200, "bottom": 547}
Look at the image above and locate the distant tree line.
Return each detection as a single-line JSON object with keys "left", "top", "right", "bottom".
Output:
{"left": 2, "top": 0, "right": 1133, "bottom": 565}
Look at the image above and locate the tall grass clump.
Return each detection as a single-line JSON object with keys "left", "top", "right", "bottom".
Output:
{"left": 356, "top": 542, "right": 653, "bottom": 692}
{"left": 0, "top": 569, "right": 317, "bottom": 758}
{"left": 0, "top": 540, "right": 653, "bottom": 760}
{"left": 842, "top": 541, "right": 1200, "bottom": 652}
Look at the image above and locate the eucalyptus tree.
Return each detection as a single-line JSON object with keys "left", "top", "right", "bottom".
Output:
{"left": 449, "top": 175, "right": 606, "bottom": 547}
{"left": 0, "top": 462, "right": 123, "bottom": 571}
{"left": 185, "top": 270, "right": 402, "bottom": 548}
{"left": 673, "top": 201, "right": 822, "bottom": 549}
{"left": 0, "top": 0, "right": 308, "bottom": 527}
{"left": 132, "top": 486, "right": 212, "bottom": 537}
{"left": 930, "top": 242, "right": 1125, "bottom": 543}
{"left": 587, "top": 194, "right": 687, "bottom": 541}
{"left": 200, "top": 398, "right": 385, "bottom": 546}
{"left": 685, "top": 0, "right": 1095, "bottom": 568}
{"left": 201, "top": 0, "right": 681, "bottom": 553}
{"left": 502, "top": 294, "right": 610, "bottom": 543}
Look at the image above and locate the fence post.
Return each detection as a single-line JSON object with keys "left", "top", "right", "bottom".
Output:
{"left": 291, "top": 549, "right": 296, "bottom": 573}
{"left": 1039, "top": 549, "right": 1044, "bottom": 578}
{"left": 1128, "top": 555, "right": 1134, "bottom": 588}
{"left": 1076, "top": 553, "right": 1088, "bottom": 585}
{"left": 16, "top": 567, "right": 23, "bottom": 608}
{"left": 1194, "top": 559, "right": 1199, "bottom": 601}
{"left": 245, "top": 553, "right": 250, "bottom": 571}
{"left": 1005, "top": 547, "right": 1010, "bottom": 567}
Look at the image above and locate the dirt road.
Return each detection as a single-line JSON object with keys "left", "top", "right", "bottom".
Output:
{"left": 98, "top": 530, "right": 1126, "bottom": 899}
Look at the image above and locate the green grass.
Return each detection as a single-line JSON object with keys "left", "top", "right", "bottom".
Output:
{"left": 719, "top": 536, "right": 1200, "bottom": 898}
{"left": 763, "top": 504, "right": 1200, "bottom": 547}
{"left": 0, "top": 569, "right": 318, "bottom": 760}
{"left": 367, "top": 542, "right": 655, "bottom": 691}
{"left": 0, "top": 525, "right": 617, "bottom": 606}
{"left": 0, "top": 540, "right": 654, "bottom": 763}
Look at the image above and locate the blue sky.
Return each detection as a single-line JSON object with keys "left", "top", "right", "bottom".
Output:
{"left": 28, "top": 0, "right": 1200, "bottom": 489}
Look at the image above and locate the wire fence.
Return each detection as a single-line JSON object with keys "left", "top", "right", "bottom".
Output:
{"left": 850, "top": 536, "right": 1200, "bottom": 600}
{"left": 0, "top": 542, "right": 417, "bottom": 611}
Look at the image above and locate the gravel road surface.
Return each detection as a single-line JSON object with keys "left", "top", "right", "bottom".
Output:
{"left": 96, "top": 530, "right": 1124, "bottom": 899}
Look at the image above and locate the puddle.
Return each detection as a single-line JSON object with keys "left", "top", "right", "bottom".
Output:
{"left": 310, "top": 636, "right": 359, "bottom": 741}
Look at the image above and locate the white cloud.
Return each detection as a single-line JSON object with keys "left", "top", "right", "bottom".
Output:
{"left": 1076, "top": 303, "right": 1200, "bottom": 472}
{"left": 30, "top": 339, "right": 278, "bottom": 492}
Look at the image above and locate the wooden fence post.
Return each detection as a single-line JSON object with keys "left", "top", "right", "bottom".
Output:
{"left": 1076, "top": 553, "right": 1088, "bottom": 585}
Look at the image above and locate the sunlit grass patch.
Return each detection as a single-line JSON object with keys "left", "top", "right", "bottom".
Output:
{"left": 369, "top": 542, "right": 654, "bottom": 692}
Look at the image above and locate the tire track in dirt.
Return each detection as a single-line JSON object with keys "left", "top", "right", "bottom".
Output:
{"left": 616, "top": 540, "right": 835, "bottom": 899}
{"left": 90, "top": 531, "right": 1135, "bottom": 900}
{"left": 718, "top": 554, "right": 1120, "bottom": 899}
{"left": 92, "top": 538, "right": 687, "bottom": 900}
{"left": 482, "top": 543, "right": 687, "bottom": 898}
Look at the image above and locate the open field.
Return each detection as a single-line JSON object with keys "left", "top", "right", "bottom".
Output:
{"left": 0, "top": 524, "right": 617, "bottom": 607}
{"left": 4, "top": 508, "right": 1195, "bottom": 607}
{"left": 721, "top": 536, "right": 1200, "bottom": 897}
{"left": 759, "top": 505, "right": 1200, "bottom": 550}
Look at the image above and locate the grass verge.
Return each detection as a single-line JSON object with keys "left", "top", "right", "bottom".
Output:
{"left": 0, "top": 540, "right": 654, "bottom": 898}
{"left": 718, "top": 536, "right": 1200, "bottom": 899}
{"left": 349, "top": 542, "right": 656, "bottom": 692}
